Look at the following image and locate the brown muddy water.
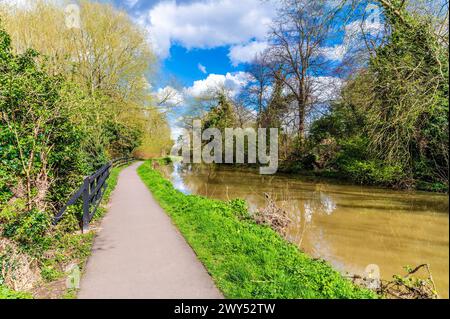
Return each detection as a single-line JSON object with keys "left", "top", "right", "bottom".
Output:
{"left": 160, "top": 162, "right": 449, "bottom": 298}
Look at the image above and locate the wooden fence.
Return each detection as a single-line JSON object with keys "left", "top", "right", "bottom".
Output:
{"left": 53, "top": 157, "right": 134, "bottom": 232}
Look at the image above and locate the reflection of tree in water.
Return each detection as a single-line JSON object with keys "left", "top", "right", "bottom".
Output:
{"left": 172, "top": 164, "right": 337, "bottom": 248}
{"left": 275, "top": 183, "right": 337, "bottom": 250}
{"left": 319, "top": 192, "right": 337, "bottom": 215}
{"left": 173, "top": 163, "right": 223, "bottom": 197}
{"left": 170, "top": 162, "right": 191, "bottom": 194}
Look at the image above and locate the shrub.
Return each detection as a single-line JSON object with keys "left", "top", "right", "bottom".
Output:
{"left": 3, "top": 210, "right": 51, "bottom": 250}
{"left": 341, "top": 160, "right": 405, "bottom": 186}
{"left": 300, "top": 153, "right": 317, "bottom": 170}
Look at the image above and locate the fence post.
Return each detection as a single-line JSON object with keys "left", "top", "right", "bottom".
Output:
{"left": 82, "top": 177, "right": 90, "bottom": 233}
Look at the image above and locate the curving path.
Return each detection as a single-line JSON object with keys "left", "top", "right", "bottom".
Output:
{"left": 78, "top": 162, "right": 223, "bottom": 299}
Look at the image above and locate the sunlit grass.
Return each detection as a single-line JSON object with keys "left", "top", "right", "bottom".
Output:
{"left": 138, "top": 160, "right": 376, "bottom": 299}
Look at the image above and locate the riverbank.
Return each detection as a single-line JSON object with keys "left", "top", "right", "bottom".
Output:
{"left": 137, "top": 160, "right": 376, "bottom": 299}
{"left": 277, "top": 165, "right": 448, "bottom": 193}
{"left": 0, "top": 164, "right": 129, "bottom": 299}
{"left": 198, "top": 162, "right": 448, "bottom": 193}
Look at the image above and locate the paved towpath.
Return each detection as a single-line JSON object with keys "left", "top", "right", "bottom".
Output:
{"left": 78, "top": 162, "right": 223, "bottom": 299}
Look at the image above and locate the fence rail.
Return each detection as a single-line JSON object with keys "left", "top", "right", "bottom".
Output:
{"left": 53, "top": 157, "right": 134, "bottom": 231}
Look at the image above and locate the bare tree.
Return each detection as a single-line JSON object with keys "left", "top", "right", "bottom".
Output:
{"left": 267, "top": 0, "right": 347, "bottom": 144}
{"left": 239, "top": 54, "right": 273, "bottom": 127}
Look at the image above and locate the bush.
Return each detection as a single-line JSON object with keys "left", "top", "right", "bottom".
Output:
{"left": 300, "top": 153, "right": 317, "bottom": 170}
{"left": 3, "top": 210, "right": 51, "bottom": 250}
{"left": 40, "top": 265, "right": 63, "bottom": 282}
{"left": 341, "top": 160, "right": 405, "bottom": 186}
{"left": 330, "top": 136, "right": 406, "bottom": 186}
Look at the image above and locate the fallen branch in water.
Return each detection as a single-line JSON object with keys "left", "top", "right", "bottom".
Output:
{"left": 380, "top": 264, "right": 439, "bottom": 299}
{"left": 349, "top": 264, "right": 439, "bottom": 299}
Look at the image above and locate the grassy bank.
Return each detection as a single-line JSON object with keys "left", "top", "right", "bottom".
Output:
{"left": 137, "top": 160, "right": 376, "bottom": 299}
{"left": 0, "top": 164, "right": 129, "bottom": 299}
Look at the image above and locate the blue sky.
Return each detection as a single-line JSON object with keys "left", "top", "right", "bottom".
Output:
{"left": 104, "top": 0, "right": 282, "bottom": 139}
{"left": 162, "top": 45, "right": 245, "bottom": 87}
{"left": 107, "top": 0, "right": 277, "bottom": 89}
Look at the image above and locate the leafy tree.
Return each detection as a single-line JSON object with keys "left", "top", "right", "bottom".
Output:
{"left": 202, "top": 94, "right": 238, "bottom": 131}
{"left": 0, "top": 0, "right": 170, "bottom": 160}
{"left": 353, "top": 0, "right": 448, "bottom": 186}
{"left": 0, "top": 29, "right": 86, "bottom": 211}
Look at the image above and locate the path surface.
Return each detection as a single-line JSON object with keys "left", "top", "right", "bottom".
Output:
{"left": 78, "top": 162, "right": 223, "bottom": 299}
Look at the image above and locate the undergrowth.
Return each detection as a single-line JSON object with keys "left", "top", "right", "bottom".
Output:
{"left": 0, "top": 164, "right": 129, "bottom": 299}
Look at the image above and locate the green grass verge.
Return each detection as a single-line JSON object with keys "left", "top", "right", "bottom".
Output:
{"left": 137, "top": 161, "right": 376, "bottom": 299}
{"left": 0, "top": 285, "right": 32, "bottom": 299}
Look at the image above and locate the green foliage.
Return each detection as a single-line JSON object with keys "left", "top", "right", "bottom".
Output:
{"left": 202, "top": 93, "right": 238, "bottom": 131}
{"left": 0, "top": 4, "right": 169, "bottom": 295}
{"left": 327, "top": 137, "right": 405, "bottom": 186}
{"left": 0, "top": 20, "right": 170, "bottom": 217}
{"left": 40, "top": 265, "right": 63, "bottom": 282}
{"left": 0, "top": 285, "right": 32, "bottom": 299}
{"left": 335, "top": 2, "right": 449, "bottom": 188}
{"left": 3, "top": 210, "right": 51, "bottom": 249}
{"left": 281, "top": 2, "right": 449, "bottom": 191}
{"left": 0, "top": 199, "right": 26, "bottom": 224}
{"left": 153, "top": 156, "right": 173, "bottom": 166}
{"left": 340, "top": 160, "right": 405, "bottom": 186}
{"left": 138, "top": 161, "right": 376, "bottom": 299}
{"left": 0, "top": 160, "right": 128, "bottom": 297}
{"left": 0, "top": 27, "right": 88, "bottom": 213}
{"left": 227, "top": 198, "right": 250, "bottom": 220}
{"left": 334, "top": 136, "right": 369, "bottom": 163}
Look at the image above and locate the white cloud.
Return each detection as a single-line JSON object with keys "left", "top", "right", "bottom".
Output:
{"left": 228, "top": 40, "right": 268, "bottom": 66}
{"left": 156, "top": 71, "right": 251, "bottom": 113}
{"left": 198, "top": 63, "right": 207, "bottom": 74}
{"left": 0, "top": 0, "right": 64, "bottom": 10}
{"left": 311, "top": 76, "right": 343, "bottom": 102}
{"left": 157, "top": 86, "right": 185, "bottom": 106}
{"left": 184, "top": 72, "right": 251, "bottom": 98}
{"left": 138, "top": 0, "right": 275, "bottom": 58}
{"left": 159, "top": 72, "right": 252, "bottom": 140}
{"left": 319, "top": 44, "right": 347, "bottom": 61}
